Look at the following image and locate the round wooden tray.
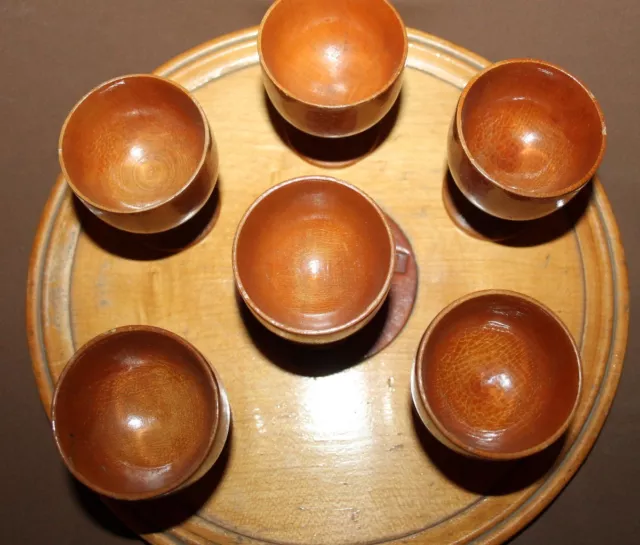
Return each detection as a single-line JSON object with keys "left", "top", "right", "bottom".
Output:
{"left": 27, "top": 27, "right": 629, "bottom": 545}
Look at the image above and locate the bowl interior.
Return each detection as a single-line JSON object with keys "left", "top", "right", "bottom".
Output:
{"left": 52, "top": 328, "right": 218, "bottom": 499}
{"left": 235, "top": 178, "right": 393, "bottom": 333}
{"left": 260, "top": 0, "right": 406, "bottom": 106}
{"left": 60, "top": 76, "right": 206, "bottom": 212}
{"left": 420, "top": 293, "right": 580, "bottom": 456}
{"left": 460, "top": 61, "right": 604, "bottom": 195}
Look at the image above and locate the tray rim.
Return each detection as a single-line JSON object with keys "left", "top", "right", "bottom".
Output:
{"left": 25, "top": 26, "right": 630, "bottom": 545}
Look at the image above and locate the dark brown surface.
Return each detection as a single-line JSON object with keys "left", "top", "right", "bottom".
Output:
{"left": 448, "top": 58, "right": 606, "bottom": 222}
{"left": 462, "top": 60, "right": 604, "bottom": 195}
{"left": 52, "top": 326, "right": 219, "bottom": 501}
{"left": 234, "top": 176, "right": 394, "bottom": 342}
{"left": 259, "top": 0, "right": 406, "bottom": 137}
{"left": 236, "top": 212, "right": 418, "bottom": 366}
{"left": 417, "top": 291, "right": 581, "bottom": 459}
{"left": 1, "top": 1, "right": 639, "bottom": 544}
{"left": 60, "top": 74, "right": 218, "bottom": 234}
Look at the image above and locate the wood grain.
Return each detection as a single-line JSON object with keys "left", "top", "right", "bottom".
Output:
{"left": 59, "top": 74, "right": 219, "bottom": 234}
{"left": 50, "top": 325, "right": 226, "bottom": 501}
{"left": 414, "top": 290, "right": 582, "bottom": 460}
{"left": 258, "top": 0, "right": 407, "bottom": 138}
{"left": 447, "top": 58, "right": 606, "bottom": 221}
{"left": 233, "top": 175, "right": 396, "bottom": 344}
{"left": 27, "top": 28, "right": 628, "bottom": 545}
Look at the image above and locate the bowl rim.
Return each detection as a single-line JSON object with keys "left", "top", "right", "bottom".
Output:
{"left": 415, "top": 289, "right": 583, "bottom": 460}
{"left": 456, "top": 58, "right": 607, "bottom": 200}
{"left": 257, "top": 0, "right": 409, "bottom": 111}
{"left": 58, "top": 73, "right": 212, "bottom": 216}
{"left": 50, "top": 324, "right": 221, "bottom": 501}
{"left": 232, "top": 175, "right": 396, "bottom": 339}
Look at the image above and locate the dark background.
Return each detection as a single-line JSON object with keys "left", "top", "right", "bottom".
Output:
{"left": 1, "top": 0, "right": 638, "bottom": 543}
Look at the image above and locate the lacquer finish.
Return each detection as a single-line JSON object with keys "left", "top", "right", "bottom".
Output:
{"left": 51, "top": 326, "right": 229, "bottom": 500}
{"left": 414, "top": 290, "right": 582, "bottom": 460}
{"left": 59, "top": 74, "right": 219, "bottom": 233}
{"left": 27, "top": 28, "right": 629, "bottom": 545}
{"left": 233, "top": 176, "right": 395, "bottom": 344}
{"left": 258, "top": 0, "right": 407, "bottom": 137}
{"left": 447, "top": 58, "right": 606, "bottom": 221}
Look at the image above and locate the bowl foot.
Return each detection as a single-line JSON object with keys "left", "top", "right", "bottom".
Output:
{"left": 442, "top": 173, "right": 524, "bottom": 242}
{"left": 141, "top": 185, "right": 221, "bottom": 253}
{"left": 265, "top": 90, "right": 402, "bottom": 169}
{"left": 278, "top": 122, "right": 382, "bottom": 169}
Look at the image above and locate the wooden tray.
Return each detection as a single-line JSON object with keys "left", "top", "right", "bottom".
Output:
{"left": 27, "top": 27, "right": 629, "bottom": 545}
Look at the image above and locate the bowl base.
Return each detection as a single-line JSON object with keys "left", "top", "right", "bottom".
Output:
{"left": 279, "top": 121, "right": 382, "bottom": 169}
{"left": 265, "top": 91, "right": 401, "bottom": 169}
{"left": 140, "top": 186, "right": 221, "bottom": 253}
{"left": 442, "top": 173, "right": 524, "bottom": 242}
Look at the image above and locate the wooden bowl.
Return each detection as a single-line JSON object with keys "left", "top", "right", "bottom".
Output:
{"left": 59, "top": 74, "right": 219, "bottom": 234}
{"left": 258, "top": 0, "right": 407, "bottom": 138}
{"left": 412, "top": 290, "right": 582, "bottom": 460}
{"left": 447, "top": 58, "right": 606, "bottom": 221}
{"left": 233, "top": 175, "right": 395, "bottom": 344}
{"left": 51, "top": 326, "right": 231, "bottom": 500}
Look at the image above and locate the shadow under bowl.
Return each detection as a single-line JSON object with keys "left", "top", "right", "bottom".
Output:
{"left": 448, "top": 58, "right": 606, "bottom": 221}
{"left": 233, "top": 175, "right": 395, "bottom": 344}
{"left": 413, "top": 290, "right": 582, "bottom": 460}
{"left": 59, "top": 74, "right": 218, "bottom": 234}
{"left": 51, "top": 326, "right": 225, "bottom": 501}
{"left": 258, "top": 0, "right": 407, "bottom": 137}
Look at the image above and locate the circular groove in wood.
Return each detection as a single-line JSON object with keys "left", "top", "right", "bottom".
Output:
{"left": 26, "top": 27, "right": 629, "bottom": 545}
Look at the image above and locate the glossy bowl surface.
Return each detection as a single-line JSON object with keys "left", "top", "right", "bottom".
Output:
{"left": 448, "top": 58, "right": 606, "bottom": 220}
{"left": 51, "top": 326, "right": 222, "bottom": 500}
{"left": 233, "top": 176, "right": 395, "bottom": 344}
{"left": 414, "top": 290, "right": 582, "bottom": 460}
{"left": 59, "top": 74, "right": 218, "bottom": 233}
{"left": 258, "top": 0, "right": 407, "bottom": 137}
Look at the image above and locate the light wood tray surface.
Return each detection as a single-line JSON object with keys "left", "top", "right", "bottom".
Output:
{"left": 27, "top": 27, "right": 629, "bottom": 545}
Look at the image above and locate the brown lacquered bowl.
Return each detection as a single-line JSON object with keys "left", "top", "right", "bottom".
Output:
{"left": 258, "top": 0, "right": 407, "bottom": 138}
{"left": 51, "top": 326, "right": 231, "bottom": 500}
{"left": 233, "top": 176, "right": 395, "bottom": 344}
{"left": 59, "top": 74, "right": 219, "bottom": 234}
{"left": 447, "top": 58, "right": 606, "bottom": 221}
{"left": 412, "top": 290, "right": 582, "bottom": 460}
